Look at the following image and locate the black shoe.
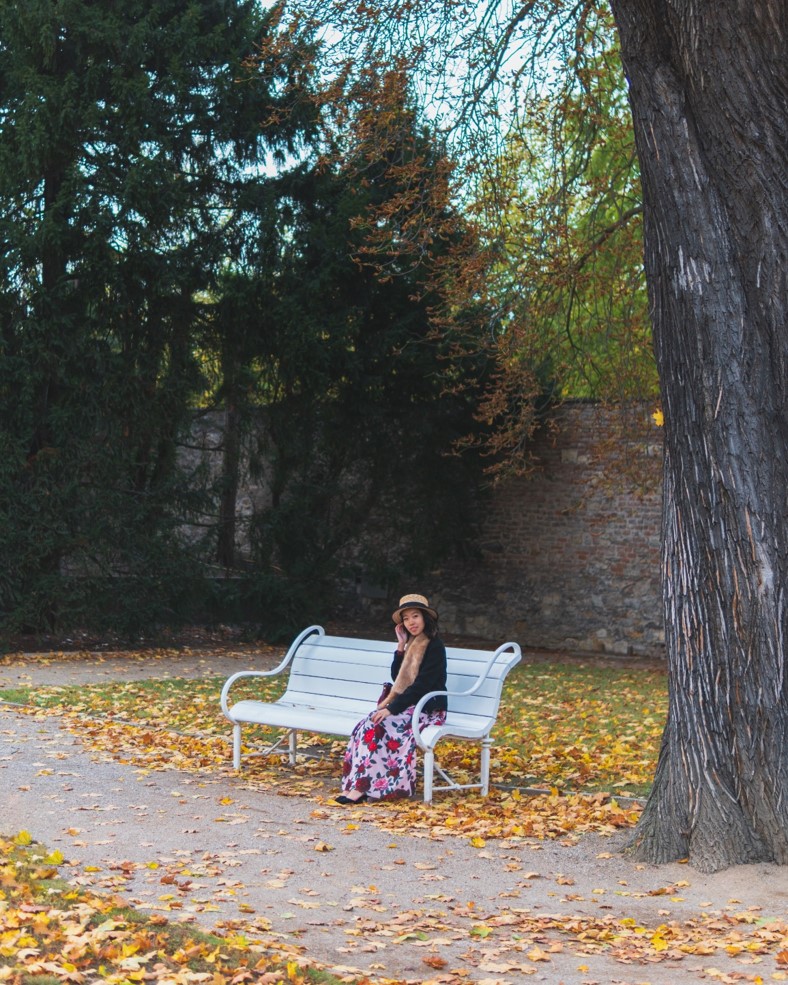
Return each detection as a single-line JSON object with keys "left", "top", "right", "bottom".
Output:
{"left": 333, "top": 794, "right": 368, "bottom": 805}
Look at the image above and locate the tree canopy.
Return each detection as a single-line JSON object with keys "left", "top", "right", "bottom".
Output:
{"left": 1, "top": 0, "right": 302, "bottom": 631}
{"left": 268, "top": 0, "right": 657, "bottom": 475}
{"left": 194, "top": 73, "right": 493, "bottom": 635}
{"left": 0, "top": 0, "right": 491, "bottom": 638}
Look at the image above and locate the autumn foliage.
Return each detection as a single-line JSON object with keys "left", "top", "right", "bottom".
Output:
{"left": 0, "top": 831, "right": 320, "bottom": 985}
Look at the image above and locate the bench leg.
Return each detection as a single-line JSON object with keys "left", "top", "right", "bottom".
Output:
{"left": 480, "top": 737, "right": 492, "bottom": 796}
{"left": 288, "top": 729, "right": 298, "bottom": 766}
{"left": 233, "top": 724, "right": 242, "bottom": 770}
{"left": 423, "top": 748, "right": 435, "bottom": 804}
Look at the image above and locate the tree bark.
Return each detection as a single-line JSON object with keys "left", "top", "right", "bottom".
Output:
{"left": 608, "top": 0, "right": 788, "bottom": 870}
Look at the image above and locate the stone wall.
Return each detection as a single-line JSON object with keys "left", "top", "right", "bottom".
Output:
{"left": 182, "top": 403, "right": 666, "bottom": 658}
{"left": 429, "top": 402, "right": 665, "bottom": 657}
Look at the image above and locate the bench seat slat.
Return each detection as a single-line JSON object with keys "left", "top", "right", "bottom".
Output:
{"left": 227, "top": 699, "right": 361, "bottom": 735}
{"left": 234, "top": 691, "right": 504, "bottom": 722}
{"left": 228, "top": 699, "right": 496, "bottom": 739}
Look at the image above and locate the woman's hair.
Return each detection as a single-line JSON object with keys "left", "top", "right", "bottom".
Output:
{"left": 417, "top": 612, "right": 438, "bottom": 639}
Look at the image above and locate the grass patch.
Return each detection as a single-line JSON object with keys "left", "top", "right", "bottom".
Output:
{"left": 0, "top": 674, "right": 283, "bottom": 726}
{"left": 0, "top": 687, "right": 36, "bottom": 704}
{"left": 0, "top": 659, "right": 666, "bottom": 797}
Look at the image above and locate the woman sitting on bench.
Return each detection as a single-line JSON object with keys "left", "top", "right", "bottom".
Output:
{"left": 333, "top": 594, "right": 448, "bottom": 804}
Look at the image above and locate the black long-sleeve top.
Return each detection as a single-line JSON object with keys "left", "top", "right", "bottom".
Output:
{"left": 387, "top": 636, "right": 448, "bottom": 716}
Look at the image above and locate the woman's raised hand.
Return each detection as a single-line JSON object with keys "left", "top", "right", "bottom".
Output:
{"left": 395, "top": 623, "right": 408, "bottom": 647}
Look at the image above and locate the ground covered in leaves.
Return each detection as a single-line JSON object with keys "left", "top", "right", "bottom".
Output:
{"left": 2, "top": 644, "right": 788, "bottom": 984}
{"left": 2, "top": 656, "right": 662, "bottom": 843}
{"left": 2, "top": 655, "right": 665, "bottom": 791}
{"left": 0, "top": 830, "right": 351, "bottom": 985}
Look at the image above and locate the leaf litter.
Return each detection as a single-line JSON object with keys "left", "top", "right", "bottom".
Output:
{"left": 2, "top": 649, "right": 788, "bottom": 983}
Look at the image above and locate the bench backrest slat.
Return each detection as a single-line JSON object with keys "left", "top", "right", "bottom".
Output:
{"left": 269, "top": 633, "right": 519, "bottom": 727}
{"left": 309, "top": 636, "right": 392, "bottom": 656}
{"left": 285, "top": 666, "right": 508, "bottom": 700}
{"left": 281, "top": 683, "right": 505, "bottom": 721}
{"left": 279, "top": 690, "right": 381, "bottom": 715}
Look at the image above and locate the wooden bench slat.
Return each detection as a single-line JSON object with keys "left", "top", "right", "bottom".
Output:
{"left": 307, "top": 637, "right": 393, "bottom": 655}
{"left": 285, "top": 660, "right": 388, "bottom": 684}
{"left": 281, "top": 680, "right": 374, "bottom": 699}
{"left": 303, "top": 639, "right": 506, "bottom": 672}
{"left": 285, "top": 642, "right": 513, "bottom": 685}
{"left": 302, "top": 638, "right": 509, "bottom": 675}
{"left": 228, "top": 699, "right": 361, "bottom": 735}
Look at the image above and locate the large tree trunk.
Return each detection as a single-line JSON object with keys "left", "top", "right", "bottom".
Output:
{"left": 608, "top": 0, "right": 788, "bottom": 871}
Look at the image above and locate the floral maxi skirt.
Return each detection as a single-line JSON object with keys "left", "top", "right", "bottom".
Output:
{"left": 341, "top": 706, "right": 447, "bottom": 800}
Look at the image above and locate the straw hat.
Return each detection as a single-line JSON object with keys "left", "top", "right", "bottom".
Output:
{"left": 392, "top": 593, "right": 438, "bottom": 624}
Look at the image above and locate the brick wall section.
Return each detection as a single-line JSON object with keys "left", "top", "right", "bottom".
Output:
{"left": 432, "top": 402, "right": 665, "bottom": 657}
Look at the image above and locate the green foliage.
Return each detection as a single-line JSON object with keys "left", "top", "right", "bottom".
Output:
{"left": 277, "top": 2, "right": 658, "bottom": 478}
{"left": 461, "top": 7, "right": 657, "bottom": 477}
{"left": 0, "top": 7, "right": 490, "bottom": 639}
{"left": 0, "top": 0, "right": 314, "bottom": 635}
{"left": 495, "top": 21, "right": 653, "bottom": 400}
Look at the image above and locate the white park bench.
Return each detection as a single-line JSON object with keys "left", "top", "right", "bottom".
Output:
{"left": 220, "top": 625, "right": 522, "bottom": 802}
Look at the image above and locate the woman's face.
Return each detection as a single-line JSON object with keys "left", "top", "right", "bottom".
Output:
{"left": 401, "top": 608, "right": 425, "bottom": 636}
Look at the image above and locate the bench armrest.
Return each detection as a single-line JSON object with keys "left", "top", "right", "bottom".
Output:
{"left": 411, "top": 641, "right": 521, "bottom": 748}
{"left": 220, "top": 624, "right": 324, "bottom": 720}
{"left": 411, "top": 688, "right": 451, "bottom": 742}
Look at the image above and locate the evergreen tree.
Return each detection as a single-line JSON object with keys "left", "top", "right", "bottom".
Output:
{"left": 0, "top": 0, "right": 313, "bottom": 634}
